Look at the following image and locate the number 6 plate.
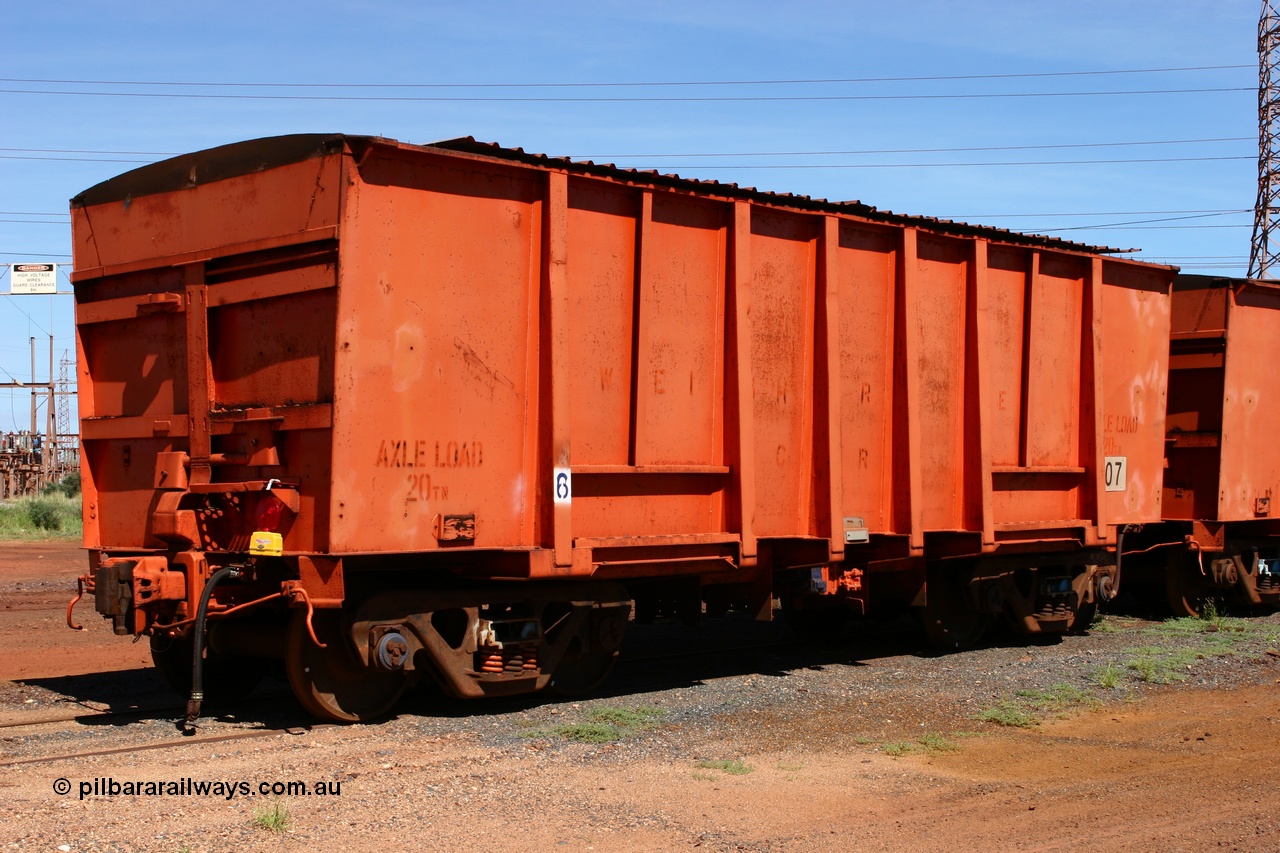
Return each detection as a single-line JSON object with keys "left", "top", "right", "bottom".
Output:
{"left": 553, "top": 468, "right": 572, "bottom": 504}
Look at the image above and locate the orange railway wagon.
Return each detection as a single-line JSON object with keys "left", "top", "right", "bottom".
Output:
{"left": 66, "top": 135, "right": 1175, "bottom": 722}
{"left": 1124, "top": 274, "right": 1280, "bottom": 614}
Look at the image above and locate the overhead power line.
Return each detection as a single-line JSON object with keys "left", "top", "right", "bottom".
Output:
{"left": 0, "top": 153, "right": 1255, "bottom": 169}
{"left": 1042, "top": 224, "right": 1250, "bottom": 231}
{"left": 0, "top": 154, "right": 156, "bottom": 163}
{"left": 0, "top": 295, "right": 52, "bottom": 336}
{"left": 0, "top": 64, "right": 1250, "bottom": 89}
{"left": 644, "top": 155, "right": 1252, "bottom": 168}
{"left": 0, "top": 136, "right": 1253, "bottom": 162}
{"left": 577, "top": 137, "right": 1253, "bottom": 158}
{"left": 0, "top": 86, "right": 1252, "bottom": 103}
{"left": 0, "top": 147, "right": 179, "bottom": 157}
{"left": 1029, "top": 211, "right": 1246, "bottom": 231}
{"left": 941, "top": 208, "right": 1248, "bottom": 218}
{"left": 1, "top": 206, "right": 1249, "bottom": 219}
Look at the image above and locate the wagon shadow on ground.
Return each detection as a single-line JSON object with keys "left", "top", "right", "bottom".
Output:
{"left": 15, "top": 665, "right": 312, "bottom": 732}
{"left": 392, "top": 610, "right": 1066, "bottom": 722}
{"left": 12, "top": 611, "right": 1079, "bottom": 730}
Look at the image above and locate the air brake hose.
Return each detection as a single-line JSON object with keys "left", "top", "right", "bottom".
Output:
{"left": 1103, "top": 525, "right": 1131, "bottom": 604}
{"left": 183, "top": 565, "right": 242, "bottom": 733}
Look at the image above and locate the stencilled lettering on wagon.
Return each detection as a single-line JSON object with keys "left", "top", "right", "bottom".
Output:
{"left": 405, "top": 473, "right": 449, "bottom": 503}
{"left": 374, "top": 439, "right": 484, "bottom": 468}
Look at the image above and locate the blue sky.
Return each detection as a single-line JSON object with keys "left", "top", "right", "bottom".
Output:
{"left": 0, "top": 1, "right": 1259, "bottom": 432}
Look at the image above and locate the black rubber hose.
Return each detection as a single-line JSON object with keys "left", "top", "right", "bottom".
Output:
{"left": 1107, "top": 525, "right": 1128, "bottom": 604}
{"left": 183, "top": 566, "right": 241, "bottom": 732}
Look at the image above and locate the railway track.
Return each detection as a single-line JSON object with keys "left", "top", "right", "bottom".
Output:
{"left": 0, "top": 631, "right": 812, "bottom": 767}
{"left": 0, "top": 725, "right": 322, "bottom": 768}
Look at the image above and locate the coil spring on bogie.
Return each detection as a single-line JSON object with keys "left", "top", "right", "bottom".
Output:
{"left": 1037, "top": 599, "right": 1072, "bottom": 619}
{"left": 478, "top": 649, "right": 539, "bottom": 674}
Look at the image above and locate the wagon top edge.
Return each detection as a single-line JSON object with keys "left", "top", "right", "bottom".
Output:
{"left": 69, "top": 132, "right": 1162, "bottom": 264}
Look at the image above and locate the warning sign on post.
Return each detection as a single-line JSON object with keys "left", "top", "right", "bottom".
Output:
{"left": 9, "top": 263, "right": 58, "bottom": 294}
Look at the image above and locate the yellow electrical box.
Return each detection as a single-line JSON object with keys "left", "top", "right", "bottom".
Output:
{"left": 249, "top": 531, "right": 284, "bottom": 557}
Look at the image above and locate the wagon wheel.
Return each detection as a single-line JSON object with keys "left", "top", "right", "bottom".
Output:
{"left": 1165, "top": 551, "right": 1218, "bottom": 618}
{"left": 782, "top": 596, "right": 851, "bottom": 642}
{"left": 547, "top": 601, "right": 628, "bottom": 696}
{"left": 285, "top": 608, "right": 407, "bottom": 723}
{"left": 919, "top": 565, "right": 989, "bottom": 651}
{"left": 548, "top": 650, "right": 619, "bottom": 696}
{"left": 1068, "top": 600, "right": 1098, "bottom": 634}
{"left": 149, "top": 632, "right": 263, "bottom": 703}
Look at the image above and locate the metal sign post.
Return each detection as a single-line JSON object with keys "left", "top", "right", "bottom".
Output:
{"left": 2, "top": 264, "right": 75, "bottom": 496}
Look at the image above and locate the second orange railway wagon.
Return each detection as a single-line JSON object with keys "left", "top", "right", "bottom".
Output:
{"left": 67, "top": 135, "right": 1175, "bottom": 721}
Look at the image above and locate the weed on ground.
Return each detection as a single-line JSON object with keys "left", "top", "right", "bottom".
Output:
{"left": 879, "top": 733, "right": 964, "bottom": 756}
{"left": 520, "top": 705, "right": 666, "bottom": 743}
{"left": 251, "top": 800, "right": 290, "bottom": 833}
{"left": 695, "top": 759, "right": 753, "bottom": 775}
{"left": 977, "top": 682, "right": 1098, "bottom": 728}
{"left": 1093, "top": 662, "right": 1125, "bottom": 689}
{"left": 976, "top": 701, "right": 1040, "bottom": 728}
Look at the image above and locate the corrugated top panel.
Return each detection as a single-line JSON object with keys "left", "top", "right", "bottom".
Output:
{"left": 425, "top": 136, "right": 1133, "bottom": 256}
{"left": 73, "top": 132, "right": 1140, "bottom": 258}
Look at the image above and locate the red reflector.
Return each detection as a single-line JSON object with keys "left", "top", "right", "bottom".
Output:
{"left": 255, "top": 495, "right": 284, "bottom": 531}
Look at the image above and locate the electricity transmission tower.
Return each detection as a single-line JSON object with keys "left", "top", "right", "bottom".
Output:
{"left": 1250, "top": 1, "right": 1280, "bottom": 279}
{"left": 56, "top": 351, "right": 73, "bottom": 442}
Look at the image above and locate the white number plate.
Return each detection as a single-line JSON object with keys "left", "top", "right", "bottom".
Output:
{"left": 1104, "top": 456, "right": 1127, "bottom": 492}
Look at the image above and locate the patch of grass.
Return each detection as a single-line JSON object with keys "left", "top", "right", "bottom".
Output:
{"left": 691, "top": 771, "right": 718, "bottom": 782}
{"left": 1126, "top": 654, "right": 1170, "bottom": 684}
{"left": 586, "top": 706, "right": 665, "bottom": 729}
{"left": 918, "top": 733, "right": 961, "bottom": 752}
{"left": 696, "top": 759, "right": 753, "bottom": 775}
{"left": 252, "top": 800, "right": 290, "bottom": 833}
{"left": 1126, "top": 650, "right": 1195, "bottom": 684}
{"left": 1014, "top": 683, "right": 1099, "bottom": 714}
{"left": 1094, "top": 663, "right": 1125, "bottom": 689}
{"left": 1147, "top": 614, "right": 1250, "bottom": 638}
{"left": 1200, "top": 598, "right": 1221, "bottom": 624}
{"left": 976, "top": 701, "right": 1039, "bottom": 728}
{"left": 1089, "top": 614, "right": 1142, "bottom": 634}
{"left": 1123, "top": 644, "right": 1218, "bottom": 684}
{"left": 881, "top": 741, "right": 914, "bottom": 757}
{"left": 978, "top": 681, "right": 1102, "bottom": 728}
{"left": 0, "top": 494, "right": 82, "bottom": 539}
{"left": 523, "top": 721, "right": 622, "bottom": 743}
{"left": 521, "top": 705, "right": 666, "bottom": 743}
